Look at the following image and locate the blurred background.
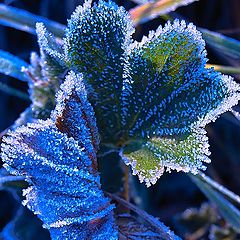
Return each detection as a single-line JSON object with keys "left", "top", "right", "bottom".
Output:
{"left": 0, "top": 0, "right": 239, "bottom": 239}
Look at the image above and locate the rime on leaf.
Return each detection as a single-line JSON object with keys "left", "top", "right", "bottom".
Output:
{"left": 65, "top": 0, "right": 134, "bottom": 142}
{"left": 1, "top": 71, "right": 118, "bottom": 240}
{"left": 25, "top": 24, "right": 68, "bottom": 120}
{"left": 65, "top": 2, "right": 240, "bottom": 187}
{"left": 35, "top": 22, "right": 66, "bottom": 84}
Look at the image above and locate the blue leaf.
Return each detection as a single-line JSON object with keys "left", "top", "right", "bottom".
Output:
{"left": 1, "top": 71, "right": 118, "bottom": 239}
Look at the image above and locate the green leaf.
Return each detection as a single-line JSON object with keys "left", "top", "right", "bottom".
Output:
{"left": 0, "top": 50, "right": 29, "bottom": 81}
{"left": 123, "top": 129, "right": 210, "bottom": 186}
{"left": 191, "top": 174, "right": 240, "bottom": 233}
{"left": 0, "top": 4, "right": 65, "bottom": 38}
{"left": 121, "top": 20, "right": 210, "bottom": 139}
{"left": 130, "top": 0, "right": 199, "bottom": 25}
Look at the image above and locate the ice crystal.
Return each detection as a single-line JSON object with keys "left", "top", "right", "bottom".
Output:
{"left": 1, "top": 71, "right": 118, "bottom": 240}
{"left": 65, "top": 1, "right": 240, "bottom": 186}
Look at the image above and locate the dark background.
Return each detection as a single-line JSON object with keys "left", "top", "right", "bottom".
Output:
{"left": 0, "top": 0, "right": 240, "bottom": 239}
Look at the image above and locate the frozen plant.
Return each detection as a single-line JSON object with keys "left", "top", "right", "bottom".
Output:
{"left": 0, "top": 0, "right": 240, "bottom": 239}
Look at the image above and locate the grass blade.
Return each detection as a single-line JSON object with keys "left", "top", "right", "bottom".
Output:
{"left": 200, "top": 28, "right": 240, "bottom": 61}
{"left": 0, "top": 4, "right": 65, "bottom": 38}
{"left": 0, "top": 82, "right": 29, "bottom": 100}
{"left": 0, "top": 49, "right": 29, "bottom": 81}
{"left": 191, "top": 173, "right": 240, "bottom": 232}
{"left": 206, "top": 64, "right": 240, "bottom": 75}
{"left": 130, "top": 0, "right": 199, "bottom": 25}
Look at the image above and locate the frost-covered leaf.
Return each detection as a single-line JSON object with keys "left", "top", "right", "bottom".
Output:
{"left": 35, "top": 22, "right": 66, "bottom": 84}
{"left": 120, "top": 20, "right": 240, "bottom": 186}
{"left": 121, "top": 20, "right": 208, "bottom": 138}
{"left": 0, "top": 49, "right": 29, "bottom": 81}
{"left": 64, "top": 1, "right": 240, "bottom": 186}
{"left": 52, "top": 71, "right": 100, "bottom": 168}
{"left": 1, "top": 71, "right": 118, "bottom": 239}
{"left": 0, "top": 4, "right": 65, "bottom": 38}
{"left": 123, "top": 129, "right": 210, "bottom": 186}
{"left": 130, "top": 0, "right": 199, "bottom": 25}
{"left": 65, "top": 0, "right": 134, "bottom": 142}
{"left": 25, "top": 24, "right": 68, "bottom": 120}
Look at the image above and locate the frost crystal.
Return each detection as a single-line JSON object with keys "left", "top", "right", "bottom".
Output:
{"left": 65, "top": 1, "right": 240, "bottom": 186}
{"left": 1, "top": 71, "right": 118, "bottom": 239}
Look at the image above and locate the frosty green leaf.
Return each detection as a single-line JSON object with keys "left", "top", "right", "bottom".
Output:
{"left": 65, "top": 0, "right": 134, "bottom": 142}
{"left": 35, "top": 23, "right": 66, "bottom": 83}
{"left": 123, "top": 129, "right": 210, "bottom": 186}
{"left": 65, "top": 1, "right": 240, "bottom": 186}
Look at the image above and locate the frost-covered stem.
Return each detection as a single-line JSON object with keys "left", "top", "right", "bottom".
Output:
{"left": 123, "top": 163, "right": 130, "bottom": 202}
{"left": 106, "top": 192, "right": 181, "bottom": 240}
{"left": 196, "top": 171, "right": 240, "bottom": 205}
